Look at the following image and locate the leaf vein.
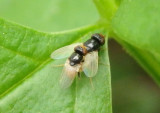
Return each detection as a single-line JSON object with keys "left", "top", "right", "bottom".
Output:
{"left": 0, "top": 45, "right": 41, "bottom": 64}
{"left": 0, "top": 58, "right": 51, "bottom": 98}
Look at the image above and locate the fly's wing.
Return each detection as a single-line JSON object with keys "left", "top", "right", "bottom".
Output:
{"left": 60, "top": 60, "right": 80, "bottom": 88}
{"left": 82, "top": 51, "right": 98, "bottom": 77}
{"left": 51, "top": 43, "right": 81, "bottom": 59}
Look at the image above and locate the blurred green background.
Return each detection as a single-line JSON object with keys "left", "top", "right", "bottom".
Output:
{"left": 0, "top": 0, "right": 159, "bottom": 113}
{"left": 0, "top": 0, "right": 99, "bottom": 32}
{"left": 109, "top": 40, "right": 160, "bottom": 113}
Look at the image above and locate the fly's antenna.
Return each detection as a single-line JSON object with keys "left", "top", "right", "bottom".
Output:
{"left": 89, "top": 77, "right": 95, "bottom": 90}
{"left": 52, "top": 64, "right": 64, "bottom": 67}
{"left": 78, "top": 72, "right": 81, "bottom": 79}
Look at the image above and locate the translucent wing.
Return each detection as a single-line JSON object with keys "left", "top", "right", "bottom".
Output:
{"left": 60, "top": 60, "right": 81, "bottom": 88}
{"left": 82, "top": 51, "right": 98, "bottom": 77}
{"left": 51, "top": 43, "right": 81, "bottom": 59}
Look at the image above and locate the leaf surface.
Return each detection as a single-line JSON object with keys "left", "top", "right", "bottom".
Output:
{"left": 0, "top": 0, "right": 99, "bottom": 32}
{"left": 0, "top": 18, "right": 112, "bottom": 113}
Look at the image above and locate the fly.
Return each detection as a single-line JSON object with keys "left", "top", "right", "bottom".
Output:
{"left": 51, "top": 33, "right": 105, "bottom": 88}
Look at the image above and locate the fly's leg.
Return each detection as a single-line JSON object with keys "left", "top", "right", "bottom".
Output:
{"left": 52, "top": 64, "right": 64, "bottom": 67}
{"left": 77, "top": 64, "right": 83, "bottom": 80}
{"left": 89, "top": 77, "right": 95, "bottom": 90}
{"left": 78, "top": 72, "right": 81, "bottom": 79}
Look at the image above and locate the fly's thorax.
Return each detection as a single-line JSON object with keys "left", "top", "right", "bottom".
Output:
{"left": 69, "top": 52, "right": 83, "bottom": 66}
{"left": 74, "top": 45, "right": 87, "bottom": 56}
{"left": 83, "top": 38, "right": 101, "bottom": 52}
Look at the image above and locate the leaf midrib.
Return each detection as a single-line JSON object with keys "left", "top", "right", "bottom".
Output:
{"left": 0, "top": 45, "right": 41, "bottom": 64}
{"left": 0, "top": 57, "right": 51, "bottom": 99}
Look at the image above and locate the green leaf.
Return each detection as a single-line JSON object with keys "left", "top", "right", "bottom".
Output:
{"left": 0, "top": 0, "right": 99, "bottom": 32}
{"left": 0, "top": 18, "right": 112, "bottom": 113}
{"left": 111, "top": 0, "right": 160, "bottom": 85}
{"left": 93, "top": 0, "right": 117, "bottom": 23}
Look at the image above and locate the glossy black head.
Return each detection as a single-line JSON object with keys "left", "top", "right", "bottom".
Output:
{"left": 69, "top": 52, "right": 83, "bottom": 66}
{"left": 91, "top": 33, "right": 105, "bottom": 45}
{"left": 74, "top": 45, "right": 87, "bottom": 56}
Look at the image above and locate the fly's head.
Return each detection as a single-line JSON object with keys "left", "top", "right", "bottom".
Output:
{"left": 91, "top": 33, "right": 105, "bottom": 46}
